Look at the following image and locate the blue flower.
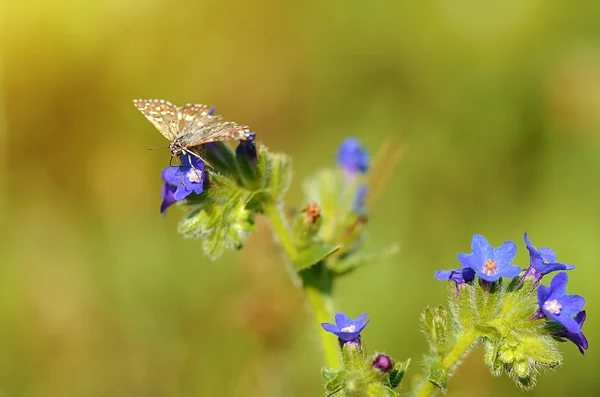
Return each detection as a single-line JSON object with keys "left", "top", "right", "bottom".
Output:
{"left": 457, "top": 234, "right": 521, "bottom": 282}
{"left": 537, "top": 272, "right": 585, "bottom": 334}
{"left": 160, "top": 182, "right": 178, "bottom": 214}
{"left": 160, "top": 155, "right": 206, "bottom": 213}
{"left": 554, "top": 310, "right": 588, "bottom": 355}
{"left": 321, "top": 312, "right": 369, "bottom": 342}
{"left": 523, "top": 233, "right": 574, "bottom": 283}
{"left": 236, "top": 132, "right": 257, "bottom": 162}
{"left": 337, "top": 137, "right": 369, "bottom": 175}
{"left": 208, "top": 106, "right": 216, "bottom": 116}
{"left": 434, "top": 267, "right": 476, "bottom": 285}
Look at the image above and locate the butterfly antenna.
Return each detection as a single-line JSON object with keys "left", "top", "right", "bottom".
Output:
{"left": 148, "top": 145, "right": 170, "bottom": 151}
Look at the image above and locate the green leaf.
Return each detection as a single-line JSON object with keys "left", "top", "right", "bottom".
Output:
{"left": 244, "top": 189, "right": 270, "bottom": 212}
{"left": 321, "top": 368, "right": 341, "bottom": 382}
{"left": 178, "top": 196, "right": 255, "bottom": 260}
{"left": 475, "top": 322, "right": 502, "bottom": 341}
{"left": 366, "top": 384, "right": 398, "bottom": 397}
{"left": 206, "top": 173, "right": 246, "bottom": 204}
{"left": 261, "top": 149, "right": 292, "bottom": 200}
{"left": 324, "top": 370, "right": 345, "bottom": 396}
{"left": 294, "top": 244, "right": 340, "bottom": 272}
{"left": 388, "top": 358, "right": 410, "bottom": 389}
{"left": 427, "top": 360, "right": 447, "bottom": 393}
{"left": 420, "top": 307, "right": 451, "bottom": 355}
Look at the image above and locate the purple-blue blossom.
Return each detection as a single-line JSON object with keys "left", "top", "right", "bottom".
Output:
{"left": 236, "top": 132, "right": 257, "bottom": 162}
{"left": 434, "top": 267, "right": 476, "bottom": 285}
{"left": 457, "top": 234, "right": 521, "bottom": 282}
{"left": 337, "top": 137, "right": 369, "bottom": 175}
{"left": 553, "top": 310, "right": 588, "bottom": 355}
{"left": 160, "top": 155, "right": 206, "bottom": 213}
{"left": 523, "top": 233, "right": 574, "bottom": 283}
{"left": 537, "top": 272, "right": 585, "bottom": 335}
{"left": 321, "top": 312, "right": 369, "bottom": 342}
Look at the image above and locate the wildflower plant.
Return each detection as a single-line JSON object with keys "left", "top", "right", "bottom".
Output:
{"left": 144, "top": 103, "right": 588, "bottom": 396}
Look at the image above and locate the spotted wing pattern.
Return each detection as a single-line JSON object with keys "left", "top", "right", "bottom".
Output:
{"left": 177, "top": 121, "right": 251, "bottom": 149}
{"left": 133, "top": 99, "right": 180, "bottom": 141}
{"left": 134, "top": 99, "right": 251, "bottom": 149}
{"left": 176, "top": 103, "right": 250, "bottom": 148}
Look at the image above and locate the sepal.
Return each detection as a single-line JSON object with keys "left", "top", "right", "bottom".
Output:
{"left": 388, "top": 359, "right": 410, "bottom": 389}
{"left": 420, "top": 306, "right": 450, "bottom": 355}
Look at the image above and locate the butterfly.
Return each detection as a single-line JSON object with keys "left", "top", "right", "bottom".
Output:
{"left": 133, "top": 99, "right": 251, "bottom": 164}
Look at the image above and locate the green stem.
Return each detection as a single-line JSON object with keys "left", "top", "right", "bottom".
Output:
{"left": 414, "top": 329, "right": 478, "bottom": 397}
{"left": 303, "top": 278, "right": 341, "bottom": 369}
{"left": 263, "top": 202, "right": 298, "bottom": 261}
{"left": 264, "top": 202, "right": 340, "bottom": 369}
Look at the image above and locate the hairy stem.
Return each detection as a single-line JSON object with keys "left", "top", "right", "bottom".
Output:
{"left": 264, "top": 202, "right": 340, "bottom": 369}
{"left": 414, "top": 329, "right": 478, "bottom": 397}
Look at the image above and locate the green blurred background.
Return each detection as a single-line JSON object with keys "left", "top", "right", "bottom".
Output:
{"left": 1, "top": 0, "right": 599, "bottom": 396}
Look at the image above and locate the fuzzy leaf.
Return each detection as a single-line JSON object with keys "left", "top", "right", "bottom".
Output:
{"left": 388, "top": 359, "right": 410, "bottom": 389}
{"left": 324, "top": 369, "right": 345, "bottom": 396}
{"left": 322, "top": 368, "right": 341, "bottom": 382}
{"left": 367, "top": 384, "right": 397, "bottom": 397}
{"left": 421, "top": 307, "right": 450, "bottom": 355}
{"left": 206, "top": 173, "right": 245, "bottom": 204}
{"left": 295, "top": 244, "right": 340, "bottom": 272}
{"left": 263, "top": 151, "right": 292, "bottom": 199}
{"left": 178, "top": 196, "right": 255, "bottom": 259}
{"left": 475, "top": 322, "right": 502, "bottom": 341}
{"left": 427, "top": 360, "right": 447, "bottom": 393}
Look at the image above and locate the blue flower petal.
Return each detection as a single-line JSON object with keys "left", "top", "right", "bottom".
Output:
{"left": 335, "top": 312, "right": 352, "bottom": 328}
{"left": 337, "top": 137, "right": 370, "bottom": 175}
{"left": 494, "top": 241, "right": 517, "bottom": 263}
{"left": 321, "top": 322, "right": 339, "bottom": 333}
{"left": 457, "top": 253, "right": 477, "bottom": 269}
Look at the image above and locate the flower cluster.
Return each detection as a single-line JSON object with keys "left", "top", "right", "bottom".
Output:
{"left": 159, "top": 106, "right": 257, "bottom": 214}
{"left": 435, "top": 233, "right": 587, "bottom": 354}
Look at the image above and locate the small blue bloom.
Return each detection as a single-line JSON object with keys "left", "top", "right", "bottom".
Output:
{"left": 321, "top": 312, "right": 369, "bottom": 342}
{"left": 337, "top": 137, "right": 369, "bottom": 175}
{"left": 236, "top": 132, "right": 257, "bottom": 162}
{"left": 160, "top": 155, "right": 206, "bottom": 213}
{"left": 160, "top": 181, "right": 178, "bottom": 214}
{"left": 434, "top": 267, "right": 476, "bottom": 285}
{"left": 208, "top": 106, "right": 216, "bottom": 116}
{"left": 554, "top": 310, "right": 588, "bottom": 355}
{"left": 457, "top": 234, "right": 521, "bottom": 282}
{"left": 523, "top": 233, "right": 574, "bottom": 283}
{"left": 537, "top": 272, "right": 585, "bottom": 334}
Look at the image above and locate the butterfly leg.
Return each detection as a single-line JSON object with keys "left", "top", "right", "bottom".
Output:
{"left": 184, "top": 149, "right": 215, "bottom": 170}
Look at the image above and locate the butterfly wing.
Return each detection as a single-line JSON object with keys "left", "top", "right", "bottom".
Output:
{"left": 178, "top": 122, "right": 251, "bottom": 148}
{"left": 133, "top": 99, "right": 180, "bottom": 141}
{"left": 178, "top": 103, "right": 222, "bottom": 134}
{"left": 176, "top": 103, "right": 250, "bottom": 148}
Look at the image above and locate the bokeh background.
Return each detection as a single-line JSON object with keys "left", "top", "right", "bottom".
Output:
{"left": 1, "top": 1, "right": 599, "bottom": 396}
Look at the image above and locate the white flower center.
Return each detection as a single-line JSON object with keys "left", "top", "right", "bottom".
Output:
{"left": 543, "top": 299, "right": 562, "bottom": 314}
{"left": 186, "top": 169, "right": 202, "bottom": 183}
{"left": 340, "top": 325, "right": 356, "bottom": 333}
